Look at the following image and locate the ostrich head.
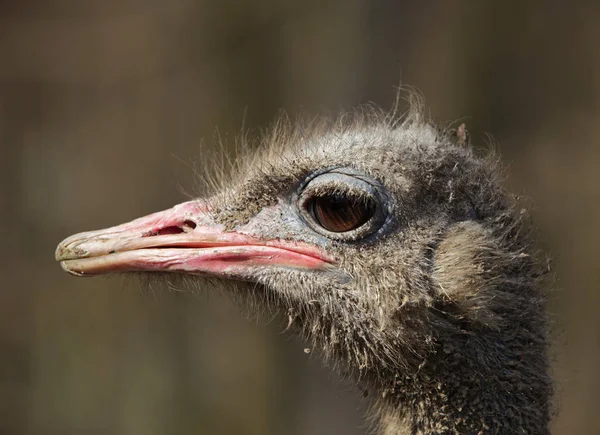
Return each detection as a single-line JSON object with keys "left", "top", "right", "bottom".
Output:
{"left": 55, "top": 101, "right": 551, "bottom": 434}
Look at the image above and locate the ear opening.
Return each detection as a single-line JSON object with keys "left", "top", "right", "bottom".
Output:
{"left": 430, "top": 221, "right": 505, "bottom": 329}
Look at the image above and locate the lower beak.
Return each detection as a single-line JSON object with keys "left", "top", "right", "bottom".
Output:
{"left": 55, "top": 200, "right": 333, "bottom": 279}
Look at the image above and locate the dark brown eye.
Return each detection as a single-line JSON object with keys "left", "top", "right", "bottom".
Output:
{"left": 309, "top": 194, "right": 376, "bottom": 233}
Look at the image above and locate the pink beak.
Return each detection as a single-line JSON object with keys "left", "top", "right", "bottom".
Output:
{"left": 55, "top": 200, "right": 333, "bottom": 280}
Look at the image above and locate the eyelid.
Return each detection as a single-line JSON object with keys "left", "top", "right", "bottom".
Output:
{"left": 299, "top": 173, "right": 378, "bottom": 199}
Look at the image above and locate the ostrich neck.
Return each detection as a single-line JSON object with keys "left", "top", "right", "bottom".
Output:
{"left": 371, "top": 321, "right": 551, "bottom": 435}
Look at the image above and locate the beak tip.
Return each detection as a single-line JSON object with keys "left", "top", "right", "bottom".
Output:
{"left": 55, "top": 243, "right": 65, "bottom": 262}
{"left": 59, "top": 260, "right": 87, "bottom": 277}
{"left": 55, "top": 237, "right": 89, "bottom": 262}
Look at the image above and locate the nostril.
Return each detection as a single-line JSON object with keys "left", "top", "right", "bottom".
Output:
{"left": 184, "top": 220, "right": 197, "bottom": 230}
{"left": 142, "top": 220, "right": 197, "bottom": 237}
{"left": 143, "top": 226, "right": 184, "bottom": 237}
{"left": 156, "top": 226, "right": 185, "bottom": 236}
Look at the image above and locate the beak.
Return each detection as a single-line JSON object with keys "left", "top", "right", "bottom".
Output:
{"left": 55, "top": 200, "right": 333, "bottom": 279}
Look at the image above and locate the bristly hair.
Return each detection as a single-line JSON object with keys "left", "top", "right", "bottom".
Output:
{"left": 190, "top": 87, "right": 431, "bottom": 199}
{"left": 147, "top": 85, "right": 549, "bottom": 336}
{"left": 129, "top": 87, "right": 552, "bottom": 434}
{"left": 149, "top": 86, "right": 549, "bottom": 331}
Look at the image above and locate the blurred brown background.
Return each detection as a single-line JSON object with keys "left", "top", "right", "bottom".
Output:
{"left": 1, "top": 1, "right": 598, "bottom": 434}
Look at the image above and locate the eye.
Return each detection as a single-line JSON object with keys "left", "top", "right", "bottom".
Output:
{"left": 296, "top": 169, "right": 390, "bottom": 241}
{"left": 309, "top": 193, "right": 376, "bottom": 233}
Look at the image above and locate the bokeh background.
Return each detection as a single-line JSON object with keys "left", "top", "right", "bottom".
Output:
{"left": 1, "top": 1, "right": 598, "bottom": 434}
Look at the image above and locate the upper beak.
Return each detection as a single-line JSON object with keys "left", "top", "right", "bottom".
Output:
{"left": 55, "top": 200, "right": 333, "bottom": 280}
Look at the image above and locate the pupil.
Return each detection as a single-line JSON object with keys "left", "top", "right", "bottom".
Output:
{"left": 312, "top": 194, "right": 375, "bottom": 233}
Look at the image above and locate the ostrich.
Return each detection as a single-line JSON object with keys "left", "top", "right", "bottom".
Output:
{"left": 55, "top": 98, "right": 552, "bottom": 434}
